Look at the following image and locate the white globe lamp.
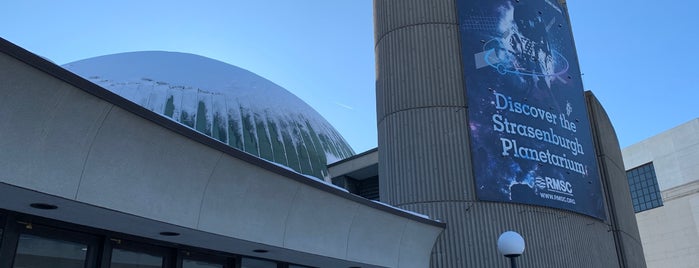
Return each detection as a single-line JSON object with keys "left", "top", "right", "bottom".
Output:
{"left": 497, "top": 231, "right": 525, "bottom": 268}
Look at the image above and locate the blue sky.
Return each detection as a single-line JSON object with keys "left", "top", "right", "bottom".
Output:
{"left": 1, "top": 1, "right": 696, "bottom": 153}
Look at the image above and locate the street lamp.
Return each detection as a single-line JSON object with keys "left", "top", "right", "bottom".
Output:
{"left": 497, "top": 231, "right": 525, "bottom": 268}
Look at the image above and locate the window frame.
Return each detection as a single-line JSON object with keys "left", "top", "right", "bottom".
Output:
{"left": 103, "top": 237, "right": 175, "bottom": 268}
{"left": 240, "top": 256, "right": 283, "bottom": 268}
{"left": 177, "top": 249, "right": 235, "bottom": 268}
{"left": 10, "top": 221, "right": 101, "bottom": 268}
{"left": 626, "top": 162, "right": 663, "bottom": 213}
{"left": 0, "top": 209, "right": 319, "bottom": 268}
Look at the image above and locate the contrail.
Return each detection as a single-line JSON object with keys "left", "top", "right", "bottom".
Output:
{"left": 335, "top": 102, "right": 354, "bottom": 110}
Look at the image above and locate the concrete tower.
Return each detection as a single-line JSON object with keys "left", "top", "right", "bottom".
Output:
{"left": 374, "top": 0, "right": 646, "bottom": 267}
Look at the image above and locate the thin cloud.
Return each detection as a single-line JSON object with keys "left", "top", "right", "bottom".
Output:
{"left": 335, "top": 102, "right": 354, "bottom": 110}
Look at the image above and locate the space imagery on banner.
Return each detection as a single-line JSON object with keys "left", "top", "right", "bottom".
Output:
{"left": 457, "top": 0, "right": 606, "bottom": 219}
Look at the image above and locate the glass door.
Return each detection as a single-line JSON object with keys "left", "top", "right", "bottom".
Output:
{"left": 13, "top": 234, "right": 89, "bottom": 268}
{"left": 11, "top": 223, "right": 98, "bottom": 268}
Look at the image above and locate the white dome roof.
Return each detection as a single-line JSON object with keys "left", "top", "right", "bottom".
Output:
{"left": 63, "top": 51, "right": 355, "bottom": 178}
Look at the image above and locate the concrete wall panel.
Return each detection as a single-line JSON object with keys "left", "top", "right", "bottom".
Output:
{"left": 676, "top": 146, "right": 699, "bottom": 183}
{"left": 283, "top": 186, "right": 359, "bottom": 259}
{"left": 77, "top": 107, "right": 221, "bottom": 228}
{"left": 671, "top": 120, "right": 699, "bottom": 148}
{"left": 621, "top": 143, "right": 653, "bottom": 170}
{"left": 623, "top": 119, "right": 699, "bottom": 190}
{"left": 635, "top": 194, "right": 699, "bottom": 267}
{"left": 623, "top": 119, "right": 699, "bottom": 267}
{"left": 397, "top": 220, "right": 444, "bottom": 268}
{"left": 654, "top": 153, "right": 684, "bottom": 190}
{"left": 198, "top": 156, "right": 300, "bottom": 247}
{"left": 346, "top": 207, "right": 405, "bottom": 267}
{"left": 0, "top": 53, "right": 111, "bottom": 198}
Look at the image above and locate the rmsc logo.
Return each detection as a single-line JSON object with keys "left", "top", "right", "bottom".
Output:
{"left": 535, "top": 176, "right": 573, "bottom": 195}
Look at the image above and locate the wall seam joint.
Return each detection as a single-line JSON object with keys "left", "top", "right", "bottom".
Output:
{"left": 195, "top": 152, "right": 225, "bottom": 228}
{"left": 74, "top": 104, "right": 114, "bottom": 200}
{"left": 375, "top": 22, "right": 458, "bottom": 49}
{"left": 378, "top": 105, "right": 466, "bottom": 126}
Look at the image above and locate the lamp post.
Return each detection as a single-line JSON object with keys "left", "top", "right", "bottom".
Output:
{"left": 497, "top": 231, "right": 525, "bottom": 268}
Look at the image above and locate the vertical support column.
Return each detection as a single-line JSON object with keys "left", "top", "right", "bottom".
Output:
{"left": 374, "top": 0, "right": 475, "bottom": 266}
{"left": 0, "top": 215, "right": 20, "bottom": 268}
{"left": 586, "top": 92, "right": 648, "bottom": 268}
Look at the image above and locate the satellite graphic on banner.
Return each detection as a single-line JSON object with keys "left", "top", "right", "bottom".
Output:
{"left": 457, "top": 0, "right": 606, "bottom": 219}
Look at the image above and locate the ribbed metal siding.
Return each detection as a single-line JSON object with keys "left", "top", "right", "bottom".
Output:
{"left": 378, "top": 107, "right": 473, "bottom": 205}
{"left": 402, "top": 202, "right": 619, "bottom": 267}
{"left": 375, "top": 23, "right": 464, "bottom": 121}
{"left": 374, "top": 0, "right": 457, "bottom": 42}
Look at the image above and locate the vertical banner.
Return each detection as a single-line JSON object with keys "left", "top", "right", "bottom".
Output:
{"left": 457, "top": 0, "right": 605, "bottom": 219}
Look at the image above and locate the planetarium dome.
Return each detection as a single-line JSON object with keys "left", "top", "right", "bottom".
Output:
{"left": 63, "top": 51, "right": 355, "bottom": 178}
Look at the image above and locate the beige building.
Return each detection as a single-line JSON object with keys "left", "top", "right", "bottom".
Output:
{"left": 622, "top": 118, "right": 699, "bottom": 267}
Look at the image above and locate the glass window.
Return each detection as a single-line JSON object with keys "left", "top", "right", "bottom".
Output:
{"left": 626, "top": 162, "right": 663, "bottom": 213}
{"left": 0, "top": 214, "right": 5, "bottom": 251}
{"left": 111, "top": 248, "right": 163, "bottom": 268}
{"left": 12, "top": 234, "right": 87, "bottom": 268}
{"left": 241, "top": 258, "right": 276, "bottom": 268}
{"left": 183, "top": 259, "right": 224, "bottom": 268}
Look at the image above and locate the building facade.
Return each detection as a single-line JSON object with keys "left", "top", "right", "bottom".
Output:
{"left": 0, "top": 0, "right": 650, "bottom": 266}
{"left": 622, "top": 118, "right": 699, "bottom": 267}
{"left": 0, "top": 38, "right": 444, "bottom": 268}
